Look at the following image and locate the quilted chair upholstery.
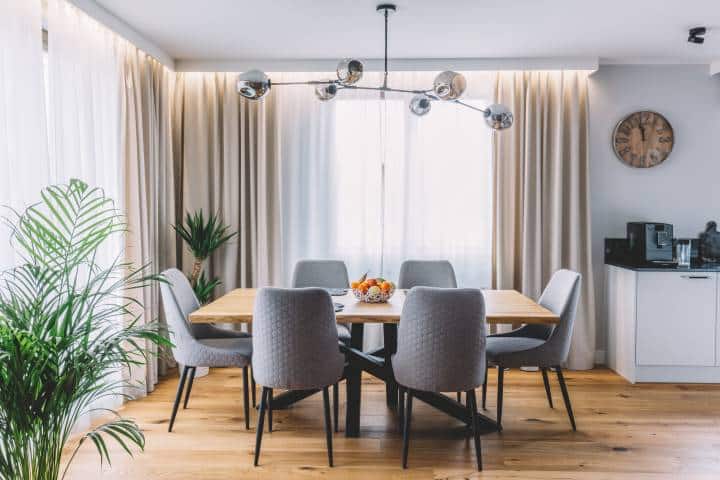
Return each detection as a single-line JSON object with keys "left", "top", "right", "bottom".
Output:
{"left": 393, "top": 287, "right": 486, "bottom": 393}
{"left": 392, "top": 287, "right": 487, "bottom": 470}
{"left": 487, "top": 270, "right": 582, "bottom": 368}
{"left": 291, "top": 260, "right": 352, "bottom": 341}
{"left": 163, "top": 267, "right": 249, "bottom": 340}
{"left": 160, "top": 268, "right": 252, "bottom": 368}
{"left": 252, "top": 287, "right": 344, "bottom": 390}
{"left": 398, "top": 260, "right": 458, "bottom": 289}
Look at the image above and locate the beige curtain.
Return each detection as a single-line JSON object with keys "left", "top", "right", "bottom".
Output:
{"left": 121, "top": 46, "right": 177, "bottom": 394}
{"left": 492, "top": 70, "right": 596, "bottom": 370}
{"left": 173, "top": 72, "right": 282, "bottom": 294}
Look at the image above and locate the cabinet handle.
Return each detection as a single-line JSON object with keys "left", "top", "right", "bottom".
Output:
{"left": 680, "top": 275, "right": 711, "bottom": 279}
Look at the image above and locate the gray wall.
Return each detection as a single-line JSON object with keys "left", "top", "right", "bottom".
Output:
{"left": 589, "top": 65, "right": 720, "bottom": 358}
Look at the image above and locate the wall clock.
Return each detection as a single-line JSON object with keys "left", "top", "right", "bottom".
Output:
{"left": 612, "top": 111, "right": 674, "bottom": 168}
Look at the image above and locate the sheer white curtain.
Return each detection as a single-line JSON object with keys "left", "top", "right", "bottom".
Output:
{"left": 277, "top": 71, "right": 494, "bottom": 285}
{"left": 275, "top": 71, "right": 495, "bottom": 347}
{"left": 0, "top": 0, "right": 51, "bottom": 269}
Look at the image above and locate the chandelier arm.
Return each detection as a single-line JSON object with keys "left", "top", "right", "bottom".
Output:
{"left": 453, "top": 100, "right": 489, "bottom": 114}
{"left": 340, "top": 85, "right": 427, "bottom": 95}
{"left": 271, "top": 80, "right": 338, "bottom": 86}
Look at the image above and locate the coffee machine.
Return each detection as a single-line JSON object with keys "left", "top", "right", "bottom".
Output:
{"left": 627, "top": 222, "right": 674, "bottom": 264}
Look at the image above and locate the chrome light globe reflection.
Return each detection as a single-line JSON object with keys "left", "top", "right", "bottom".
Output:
{"left": 315, "top": 83, "right": 338, "bottom": 101}
{"left": 236, "top": 70, "right": 271, "bottom": 100}
{"left": 484, "top": 104, "right": 514, "bottom": 130}
{"left": 432, "top": 71, "right": 466, "bottom": 100}
{"left": 337, "top": 58, "right": 364, "bottom": 85}
{"left": 409, "top": 94, "right": 432, "bottom": 116}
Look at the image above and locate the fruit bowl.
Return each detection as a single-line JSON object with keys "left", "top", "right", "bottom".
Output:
{"left": 351, "top": 275, "right": 395, "bottom": 304}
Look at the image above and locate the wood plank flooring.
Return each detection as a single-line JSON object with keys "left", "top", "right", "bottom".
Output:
{"left": 63, "top": 368, "right": 720, "bottom": 479}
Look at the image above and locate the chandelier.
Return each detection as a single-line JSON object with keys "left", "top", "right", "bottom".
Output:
{"left": 235, "top": 3, "right": 513, "bottom": 130}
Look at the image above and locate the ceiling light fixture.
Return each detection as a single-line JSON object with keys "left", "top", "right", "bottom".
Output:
{"left": 236, "top": 3, "right": 514, "bottom": 130}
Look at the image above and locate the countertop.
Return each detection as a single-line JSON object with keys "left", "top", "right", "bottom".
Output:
{"left": 605, "top": 261, "right": 720, "bottom": 272}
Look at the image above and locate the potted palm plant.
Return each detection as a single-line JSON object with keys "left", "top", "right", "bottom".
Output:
{"left": 172, "top": 210, "right": 236, "bottom": 304}
{"left": 0, "top": 179, "right": 171, "bottom": 479}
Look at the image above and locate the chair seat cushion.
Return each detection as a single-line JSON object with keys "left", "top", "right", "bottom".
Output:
{"left": 187, "top": 337, "right": 252, "bottom": 368}
{"left": 486, "top": 336, "right": 546, "bottom": 368}
{"left": 192, "top": 323, "right": 250, "bottom": 340}
{"left": 337, "top": 323, "right": 351, "bottom": 342}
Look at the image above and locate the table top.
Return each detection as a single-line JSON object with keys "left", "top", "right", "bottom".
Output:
{"left": 189, "top": 288, "right": 559, "bottom": 325}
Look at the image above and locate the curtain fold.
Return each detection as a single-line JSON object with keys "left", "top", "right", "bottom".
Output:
{"left": 492, "top": 70, "right": 596, "bottom": 370}
{"left": 173, "top": 72, "right": 282, "bottom": 295}
{"left": 0, "top": 0, "right": 51, "bottom": 269}
{"left": 121, "top": 47, "right": 177, "bottom": 393}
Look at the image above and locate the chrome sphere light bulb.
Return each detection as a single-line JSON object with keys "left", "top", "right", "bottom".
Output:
{"left": 236, "top": 70, "right": 271, "bottom": 100}
{"left": 315, "top": 83, "right": 338, "bottom": 101}
{"left": 337, "top": 58, "right": 364, "bottom": 85}
{"left": 409, "top": 94, "right": 432, "bottom": 116}
{"left": 432, "top": 71, "right": 467, "bottom": 100}
{"left": 484, "top": 103, "right": 514, "bottom": 130}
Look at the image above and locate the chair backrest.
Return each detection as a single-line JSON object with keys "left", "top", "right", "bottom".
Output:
{"left": 159, "top": 268, "right": 201, "bottom": 366}
{"left": 393, "top": 287, "right": 486, "bottom": 392}
{"left": 398, "top": 260, "right": 458, "bottom": 289}
{"left": 539, "top": 269, "right": 582, "bottom": 365}
{"left": 291, "top": 259, "right": 350, "bottom": 289}
{"left": 252, "top": 288, "right": 345, "bottom": 390}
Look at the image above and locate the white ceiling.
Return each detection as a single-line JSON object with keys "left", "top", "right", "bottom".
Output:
{"left": 94, "top": 0, "right": 720, "bottom": 65}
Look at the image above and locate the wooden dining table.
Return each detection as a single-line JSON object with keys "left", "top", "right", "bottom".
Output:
{"left": 190, "top": 288, "right": 559, "bottom": 437}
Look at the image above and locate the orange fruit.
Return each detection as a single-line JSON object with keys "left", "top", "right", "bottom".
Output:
{"left": 366, "top": 278, "right": 377, "bottom": 287}
{"left": 351, "top": 281, "right": 360, "bottom": 289}
{"left": 381, "top": 281, "right": 392, "bottom": 292}
{"left": 358, "top": 283, "right": 369, "bottom": 293}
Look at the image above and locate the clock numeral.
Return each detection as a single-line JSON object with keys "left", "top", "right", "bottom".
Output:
{"left": 618, "top": 126, "right": 631, "bottom": 136}
{"left": 618, "top": 147, "right": 631, "bottom": 156}
{"left": 658, "top": 136, "right": 672, "bottom": 144}
{"left": 615, "top": 137, "right": 629, "bottom": 144}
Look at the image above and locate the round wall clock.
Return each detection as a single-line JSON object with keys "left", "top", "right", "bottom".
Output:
{"left": 612, "top": 111, "right": 674, "bottom": 168}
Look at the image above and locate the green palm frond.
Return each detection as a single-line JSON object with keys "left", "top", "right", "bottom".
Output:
{"left": 172, "top": 210, "right": 235, "bottom": 262}
{"left": 0, "top": 179, "right": 171, "bottom": 480}
{"left": 193, "top": 272, "right": 221, "bottom": 305}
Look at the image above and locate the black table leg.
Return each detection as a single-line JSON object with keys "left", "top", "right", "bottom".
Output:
{"left": 383, "top": 323, "right": 398, "bottom": 409}
{"left": 345, "top": 323, "right": 364, "bottom": 437}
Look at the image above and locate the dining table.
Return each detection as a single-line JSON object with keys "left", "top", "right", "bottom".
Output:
{"left": 189, "top": 288, "right": 559, "bottom": 437}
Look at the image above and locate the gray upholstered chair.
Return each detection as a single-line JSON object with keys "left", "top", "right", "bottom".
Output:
{"left": 485, "top": 269, "right": 582, "bottom": 431}
{"left": 398, "top": 260, "right": 458, "bottom": 289}
{"left": 160, "top": 268, "right": 253, "bottom": 431}
{"left": 252, "top": 287, "right": 345, "bottom": 467}
{"left": 392, "top": 287, "right": 487, "bottom": 470}
{"left": 291, "top": 259, "right": 349, "bottom": 430}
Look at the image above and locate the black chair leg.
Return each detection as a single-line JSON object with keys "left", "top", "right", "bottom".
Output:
{"left": 254, "top": 387, "right": 269, "bottom": 466}
{"left": 401, "top": 390, "right": 413, "bottom": 469}
{"left": 322, "top": 386, "right": 334, "bottom": 467}
{"left": 398, "top": 386, "right": 405, "bottom": 433}
{"left": 456, "top": 391, "right": 462, "bottom": 403}
{"left": 182, "top": 366, "right": 196, "bottom": 409}
{"left": 481, "top": 365, "right": 488, "bottom": 410}
{"left": 251, "top": 367, "right": 257, "bottom": 407}
{"left": 268, "top": 388, "right": 273, "bottom": 432}
{"left": 243, "top": 366, "right": 251, "bottom": 430}
{"left": 496, "top": 366, "right": 504, "bottom": 431}
{"left": 169, "top": 366, "right": 190, "bottom": 432}
{"left": 333, "top": 382, "right": 339, "bottom": 433}
{"left": 541, "top": 367, "right": 554, "bottom": 408}
{"left": 467, "top": 389, "right": 483, "bottom": 471}
{"left": 555, "top": 366, "right": 577, "bottom": 431}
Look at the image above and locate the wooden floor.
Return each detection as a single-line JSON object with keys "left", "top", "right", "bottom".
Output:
{"left": 64, "top": 368, "right": 720, "bottom": 479}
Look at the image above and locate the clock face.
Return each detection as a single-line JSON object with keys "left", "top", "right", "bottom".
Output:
{"left": 613, "top": 111, "right": 674, "bottom": 168}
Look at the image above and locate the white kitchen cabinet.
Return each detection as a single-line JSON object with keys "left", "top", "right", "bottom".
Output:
{"left": 606, "top": 265, "right": 720, "bottom": 383}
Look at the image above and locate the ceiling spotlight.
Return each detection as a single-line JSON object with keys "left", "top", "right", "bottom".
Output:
{"left": 688, "top": 26, "right": 706, "bottom": 44}
{"left": 433, "top": 71, "right": 467, "bottom": 100}
{"left": 484, "top": 104, "right": 514, "bottom": 130}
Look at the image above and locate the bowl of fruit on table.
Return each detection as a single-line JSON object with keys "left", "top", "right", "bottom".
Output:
{"left": 351, "top": 274, "right": 396, "bottom": 303}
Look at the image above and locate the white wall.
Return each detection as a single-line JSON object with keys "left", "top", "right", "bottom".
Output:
{"left": 589, "top": 65, "right": 720, "bottom": 356}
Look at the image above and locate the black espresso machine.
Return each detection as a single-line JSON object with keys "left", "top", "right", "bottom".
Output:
{"left": 627, "top": 222, "right": 674, "bottom": 264}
